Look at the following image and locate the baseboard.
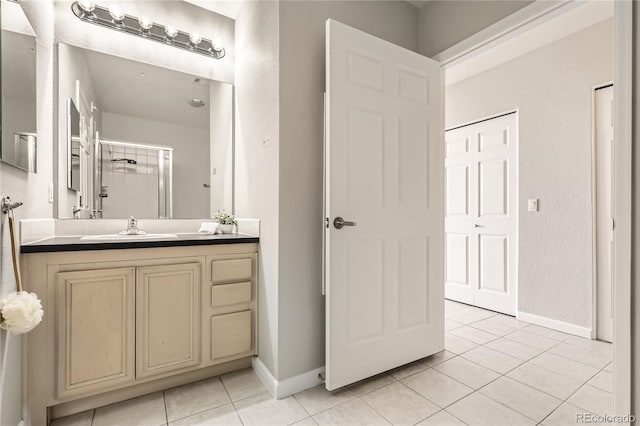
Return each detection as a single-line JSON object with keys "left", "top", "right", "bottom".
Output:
{"left": 517, "top": 311, "right": 593, "bottom": 339}
{"left": 251, "top": 357, "right": 325, "bottom": 399}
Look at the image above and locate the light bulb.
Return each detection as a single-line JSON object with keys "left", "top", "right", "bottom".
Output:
{"left": 138, "top": 16, "right": 153, "bottom": 31}
{"left": 165, "top": 24, "right": 178, "bottom": 38}
{"left": 189, "top": 32, "right": 202, "bottom": 46}
{"left": 212, "top": 38, "right": 223, "bottom": 52}
{"left": 77, "top": 0, "right": 95, "bottom": 13}
{"left": 109, "top": 5, "right": 125, "bottom": 22}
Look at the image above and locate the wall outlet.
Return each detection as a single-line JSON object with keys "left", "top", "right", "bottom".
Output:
{"left": 528, "top": 199, "right": 539, "bottom": 212}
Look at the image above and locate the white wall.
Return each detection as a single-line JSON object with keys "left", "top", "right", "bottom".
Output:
{"left": 276, "top": 0, "right": 419, "bottom": 381}
{"left": 234, "top": 0, "right": 280, "bottom": 376}
{"left": 101, "top": 112, "right": 210, "bottom": 219}
{"left": 0, "top": 1, "right": 55, "bottom": 424}
{"left": 418, "top": 0, "right": 533, "bottom": 57}
{"left": 631, "top": 1, "right": 640, "bottom": 415}
{"left": 446, "top": 19, "right": 613, "bottom": 329}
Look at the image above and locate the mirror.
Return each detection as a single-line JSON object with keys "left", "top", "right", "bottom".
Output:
{"left": 57, "top": 44, "right": 233, "bottom": 219}
{"left": 67, "top": 98, "right": 81, "bottom": 190}
{"left": 1, "top": 1, "right": 37, "bottom": 172}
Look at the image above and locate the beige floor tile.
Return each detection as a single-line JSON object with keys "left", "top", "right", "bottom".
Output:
{"left": 51, "top": 410, "right": 94, "bottom": 426}
{"left": 485, "top": 337, "right": 543, "bottom": 360}
{"left": 433, "top": 357, "right": 499, "bottom": 389}
{"left": 389, "top": 351, "right": 455, "bottom": 380}
{"left": 521, "top": 325, "right": 570, "bottom": 341}
{"left": 504, "top": 329, "right": 563, "bottom": 351}
{"left": 235, "top": 391, "right": 308, "bottom": 425}
{"left": 294, "top": 384, "right": 360, "bottom": 415}
{"left": 446, "top": 392, "right": 534, "bottom": 426}
{"left": 449, "top": 326, "right": 499, "bottom": 345}
{"left": 507, "top": 363, "right": 583, "bottom": 400}
{"left": 479, "top": 377, "right": 562, "bottom": 422}
{"left": 292, "top": 417, "right": 318, "bottom": 425}
{"left": 567, "top": 385, "right": 613, "bottom": 417}
{"left": 446, "top": 308, "right": 497, "bottom": 325}
{"left": 168, "top": 403, "right": 242, "bottom": 426}
{"left": 362, "top": 382, "right": 439, "bottom": 425}
{"left": 445, "top": 319, "right": 463, "bottom": 331}
{"left": 445, "top": 300, "right": 469, "bottom": 314}
{"left": 541, "top": 403, "right": 593, "bottom": 426}
{"left": 460, "top": 346, "right": 523, "bottom": 374}
{"left": 529, "top": 352, "right": 600, "bottom": 382}
{"left": 444, "top": 334, "right": 478, "bottom": 355}
{"left": 348, "top": 373, "right": 395, "bottom": 395}
{"left": 93, "top": 392, "right": 166, "bottom": 426}
{"left": 164, "top": 377, "right": 231, "bottom": 422}
{"left": 588, "top": 370, "right": 613, "bottom": 393}
{"left": 221, "top": 368, "right": 267, "bottom": 401}
{"left": 564, "top": 336, "right": 612, "bottom": 351}
{"left": 401, "top": 369, "right": 473, "bottom": 408}
{"left": 549, "top": 342, "right": 612, "bottom": 369}
{"left": 417, "top": 411, "right": 466, "bottom": 426}
{"left": 313, "top": 398, "right": 390, "bottom": 425}
{"left": 489, "top": 315, "right": 530, "bottom": 329}
{"left": 469, "top": 317, "right": 518, "bottom": 337}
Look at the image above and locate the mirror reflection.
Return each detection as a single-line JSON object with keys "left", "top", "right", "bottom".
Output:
{"left": 1, "top": 1, "right": 37, "bottom": 172}
{"left": 57, "top": 44, "right": 233, "bottom": 219}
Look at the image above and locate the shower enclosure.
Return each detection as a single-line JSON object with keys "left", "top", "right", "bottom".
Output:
{"left": 95, "top": 135, "right": 173, "bottom": 218}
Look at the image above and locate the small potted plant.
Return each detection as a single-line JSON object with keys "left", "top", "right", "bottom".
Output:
{"left": 214, "top": 210, "right": 237, "bottom": 234}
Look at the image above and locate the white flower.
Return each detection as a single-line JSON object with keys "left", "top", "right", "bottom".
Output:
{"left": 0, "top": 291, "right": 44, "bottom": 334}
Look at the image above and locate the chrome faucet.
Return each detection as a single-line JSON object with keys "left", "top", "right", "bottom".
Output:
{"left": 72, "top": 206, "right": 82, "bottom": 219}
{"left": 118, "top": 216, "right": 147, "bottom": 235}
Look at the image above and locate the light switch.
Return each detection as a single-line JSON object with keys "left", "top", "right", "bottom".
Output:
{"left": 528, "top": 199, "right": 539, "bottom": 212}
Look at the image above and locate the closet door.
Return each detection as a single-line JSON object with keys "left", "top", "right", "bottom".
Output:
{"left": 445, "top": 113, "right": 518, "bottom": 315}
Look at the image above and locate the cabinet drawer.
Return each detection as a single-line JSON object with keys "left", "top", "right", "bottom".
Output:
{"left": 211, "top": 258, "right": 252, "bottom": 283}
{"left": 212, "top": 282, "right": 252, "bottom": 308}
{"left": 211, "top": 310, "right": 252, "bottom": 360}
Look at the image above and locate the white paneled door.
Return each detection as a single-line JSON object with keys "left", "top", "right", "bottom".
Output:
{"left": 324, "top": 19, "right": 444, "bottom": 391}
{"left": 445, "top": 113, "right": 517, "bottom": 315}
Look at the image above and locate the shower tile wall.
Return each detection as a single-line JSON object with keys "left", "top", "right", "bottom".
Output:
{"left": 101, "top": 144, "right": 159, "bottom": 218}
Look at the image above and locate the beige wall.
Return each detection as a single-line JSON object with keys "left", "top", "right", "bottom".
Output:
{"left": 446, "top": 19, "right": 613, "bottom": 329}
{"left": 419, "top": 0, "right": 533, "bottom": 57}
{"left": 277, "top": 0, "right": 419, "bottom": 380}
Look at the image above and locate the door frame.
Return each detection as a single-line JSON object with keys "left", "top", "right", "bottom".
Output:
{"left": 436, "top": 0, "right": 632, "bottom": 418}
{"left": 590, "top": 81, "right": 614, "bottom": 341}
{"left": 445, "top": 109, "right": 519, "bottom": 316}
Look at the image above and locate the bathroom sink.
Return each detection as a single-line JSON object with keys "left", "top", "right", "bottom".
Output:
{"left": 80, "top": 233, "right": 178, "bottom": 241}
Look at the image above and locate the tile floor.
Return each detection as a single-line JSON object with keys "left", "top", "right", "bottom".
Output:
{"left": 52, "top": 300, "right": 613, "bottom": 426}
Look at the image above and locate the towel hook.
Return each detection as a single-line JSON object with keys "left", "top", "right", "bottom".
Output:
{"left": 1, "top": 197, "right": 23, "bottom": 214}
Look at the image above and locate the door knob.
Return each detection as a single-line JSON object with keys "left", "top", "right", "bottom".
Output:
{"left": 334, "top": 217, "right": 357, "bottom": 229}
{"left": 474, "top": 224, "right": 481, "bottom": 228}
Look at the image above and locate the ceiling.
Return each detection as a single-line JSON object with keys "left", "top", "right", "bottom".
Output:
{"left": 445, "top": 0, "right": 614, "bottom": 85}
{"left": 78, "top": 47, "right": 216, "bottom": 129}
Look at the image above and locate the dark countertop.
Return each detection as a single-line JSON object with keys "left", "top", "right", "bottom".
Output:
{"left": 21, "top": 233, "right": 259, "bottom": 253}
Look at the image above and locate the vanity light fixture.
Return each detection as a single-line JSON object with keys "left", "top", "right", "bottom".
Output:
{"left": 71, "top": 1, "right": 226, "bottom": 60}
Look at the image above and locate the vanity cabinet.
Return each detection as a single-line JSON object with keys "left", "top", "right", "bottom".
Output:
{"left": 136, "top": 263, "right": 201, "bottom": 379}
{"left": 56, "top": 268, "right": 135, "bottom": 398}
{"left": 22, "top": 242, "right": 258, "bottom": 425}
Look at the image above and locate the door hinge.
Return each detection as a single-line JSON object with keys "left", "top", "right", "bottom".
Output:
{"left": 612, "top": 217, "right": 615, "bottom": 231}
{"left": 325, "top": 217, "right": 330, "bottom": 228}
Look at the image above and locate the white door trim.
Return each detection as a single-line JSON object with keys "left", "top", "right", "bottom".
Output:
{"left": 438, "top": 0, "right": 632, "bottom": 417}
{"left": 612, "top": 0, "right": 632, "bottom": 418}
{"left": 591, "top": 82, "right": 614, "bottom": 342}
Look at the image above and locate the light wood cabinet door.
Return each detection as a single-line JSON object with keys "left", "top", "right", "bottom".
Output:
{"left": 136, "top": 263, "right": 201, "bottom": 379}
{"left": 57, "top": 268, "right": 135, "bottom": 398}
